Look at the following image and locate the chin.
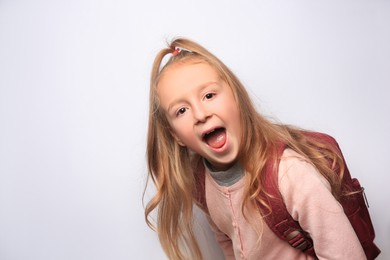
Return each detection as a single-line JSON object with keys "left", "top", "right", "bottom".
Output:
{"left": 211, "top": 160, "right": 237, "bottom": 171}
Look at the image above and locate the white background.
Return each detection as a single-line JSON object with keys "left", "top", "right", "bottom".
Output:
{"left": 0, "top": 0, "right": 389, "bottom": 259}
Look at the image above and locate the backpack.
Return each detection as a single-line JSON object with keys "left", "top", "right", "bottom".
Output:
{"left": 194, "top": 131, "right": 381, "bottom": 259}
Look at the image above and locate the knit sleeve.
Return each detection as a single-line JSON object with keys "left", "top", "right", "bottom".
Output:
{"left": 278, "top": 149, "right": 366, "bottom": 260}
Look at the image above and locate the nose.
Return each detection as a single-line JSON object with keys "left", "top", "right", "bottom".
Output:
{"left": 192, "top": 103, "right": 210, "bottom": 124}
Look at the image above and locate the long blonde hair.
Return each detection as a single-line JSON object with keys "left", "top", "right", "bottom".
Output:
{"left": 144, "top": 37, "right": 346, "bottom": 259}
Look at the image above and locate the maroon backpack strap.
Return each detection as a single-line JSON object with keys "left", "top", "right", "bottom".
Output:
{"left": 258, "top": 141, "right": 316, "bottom": 256}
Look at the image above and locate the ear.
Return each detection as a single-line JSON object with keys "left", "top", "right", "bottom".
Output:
{"left": 171, "top": 131, "right": 186, "bottom": 147}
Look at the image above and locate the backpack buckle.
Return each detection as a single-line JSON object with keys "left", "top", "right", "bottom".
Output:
{"left": 285, "top": 230, "right": 313, "bottom": 251}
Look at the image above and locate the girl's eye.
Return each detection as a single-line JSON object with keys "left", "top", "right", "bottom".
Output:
{"left": 176, "top": 107, "right": 187, "bottom": 116}
{"left": 205, "top": 93, "right": 215, "bottom": 100}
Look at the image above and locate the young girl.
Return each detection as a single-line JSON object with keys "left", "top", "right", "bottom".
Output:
{"left": 144, "top": 38, "right": 367, "bottom": 259}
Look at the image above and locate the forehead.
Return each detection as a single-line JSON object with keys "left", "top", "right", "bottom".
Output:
{"left": 157, "top": 60, "right": 220, "bottom": 90}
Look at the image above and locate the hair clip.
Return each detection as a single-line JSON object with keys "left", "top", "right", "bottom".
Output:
{"left": 172, "top": 47, "right": 181, "bottom": 56}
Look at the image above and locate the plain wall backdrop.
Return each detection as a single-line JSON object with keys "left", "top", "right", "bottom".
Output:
{"left": 0, "top": 0, "right": 389, "bottom": 259}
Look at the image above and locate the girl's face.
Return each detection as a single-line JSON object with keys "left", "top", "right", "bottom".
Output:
{"left": 157, "top": 61, "right": 242, "bottom": 171}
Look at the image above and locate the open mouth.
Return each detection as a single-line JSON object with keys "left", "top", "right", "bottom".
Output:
{"left": 202, "top": 127, "right": 227, "bottom": 149}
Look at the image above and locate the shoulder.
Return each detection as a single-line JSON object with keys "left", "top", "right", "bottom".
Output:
{"left": 278, "top": 148, "right": 333, "bottom": 207}
{"left": 278, "top": 148, "right": 331, "bottom": 190}
{"left": 277, "top": 148, "right": 342, "bottom": 220}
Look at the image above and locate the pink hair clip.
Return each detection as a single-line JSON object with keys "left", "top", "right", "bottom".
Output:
{"left": 172, "top": 47, "right": 181, "bottom": 56}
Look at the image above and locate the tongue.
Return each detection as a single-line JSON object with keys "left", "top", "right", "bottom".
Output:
{"left": 206, "top": 129, "right": 226, "bottom": 148}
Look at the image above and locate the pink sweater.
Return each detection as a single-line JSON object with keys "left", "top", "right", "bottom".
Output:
{"left": 204, "top": 148, "right": 366, "bottom": 259}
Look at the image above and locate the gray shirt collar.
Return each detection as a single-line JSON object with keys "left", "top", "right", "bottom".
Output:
{"left": 203, "top": 159, "right": 244, "bottom": 187}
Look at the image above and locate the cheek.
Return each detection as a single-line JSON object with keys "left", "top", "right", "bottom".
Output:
{"left": 223, "top": 99, "right": 240, "bottom": 120}
{"left": 225, "top": 102, "right": 242, "bottom": 134}
{"left": 170, "top": 120, "right": 191, "bottom": 139}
